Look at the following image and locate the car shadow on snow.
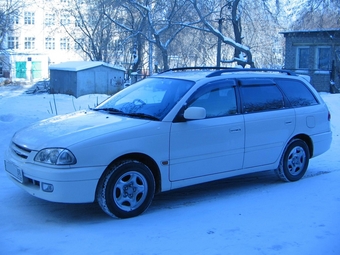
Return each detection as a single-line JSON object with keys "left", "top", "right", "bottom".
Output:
{"left": 150, "top": 167, "right": 333, "bottom": 213}
{"left": 6, "top": 192, "right": 109, "bottom": 224}
{"left": 7, "top": 168, "right": 331, "bottom": 223}
{"left": 150, "top": 170, "right": 281, "bottom": 211}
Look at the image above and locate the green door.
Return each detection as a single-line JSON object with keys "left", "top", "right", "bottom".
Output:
{"left": 16, "top": 62, "right": 27, "bottom": 79}
{"left": 32, "top": 61, "right": 42, "bottom": 79}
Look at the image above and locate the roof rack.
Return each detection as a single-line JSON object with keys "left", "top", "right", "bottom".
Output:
{"left": 206, "top": 68, "right": 297, "bottom": 77}
{"left": 159, "top": 67, "right": 233, "bottom": 73}
{"left": 158, "top": 67, "right": 297, "bottom": 77}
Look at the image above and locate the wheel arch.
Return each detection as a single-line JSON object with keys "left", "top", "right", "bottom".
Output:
{"left": 98, "top": 153, "right": 162, "bottom": 195}
{"left": 289, "top": 134, "right": 313, "bottom": 158}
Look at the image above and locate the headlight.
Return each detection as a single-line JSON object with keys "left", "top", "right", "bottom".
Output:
{"left": 34, "top": 148, "right": 77, "bottom": 165}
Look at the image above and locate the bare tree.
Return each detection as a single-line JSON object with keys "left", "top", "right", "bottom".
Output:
{"left": 102, "top": 0, "right": 148, "bottom": 73}
{"left": 187, "top": 0, "right": 255, "bottom": 67}
{"left": 104, "top": 0, "right": 194, "bottom": 72}
{"left": 189, "top": 0, "right": 285, "bottom": 68}
{"left": 290, "top": 0, "right": 340, "bottom": 30}
{"left": 0, "top": 0, "right": 25, "bottom": 77}
{"left": 62, "top": 0, "right": 289, "bottom": 72}
{"left": 0, "top": 0, "right": 23, "bottom": 50}
{"left": 235, "top": 0, "right": 285, "bottom": 68}
{"left": 59, "top": 0, "right": 120, "bottom": 62}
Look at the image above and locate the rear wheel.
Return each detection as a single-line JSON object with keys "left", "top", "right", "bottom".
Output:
{"left": 97, "top": 160, "right": 155, "bottom": 218}
{"left": 276, "top": 139, "right": 310, "bottom": 182}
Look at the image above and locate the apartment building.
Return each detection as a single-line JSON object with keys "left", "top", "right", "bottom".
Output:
{"left": 1, "top": 0, "right": 86, "bottom": 82}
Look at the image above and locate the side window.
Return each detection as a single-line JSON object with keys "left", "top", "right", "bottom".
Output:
{"left": 241, "top": 85, "right": 284, "bottom": 113}
{"left": 276, "top": 79, "right": 318, "bottom": 107}
{"left": 188, "top": 82, "right": 237, "bottom": 118}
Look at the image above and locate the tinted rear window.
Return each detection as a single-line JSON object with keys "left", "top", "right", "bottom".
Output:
{"left": 240, "top": 85, "right": 284, "bottom": 113}
{"left": 276, "top": 79, "right": 318, "bottom": 107}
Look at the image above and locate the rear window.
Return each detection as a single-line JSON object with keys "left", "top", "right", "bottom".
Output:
{"left": 240, "top": 85, "right": 284, "bottom": 113}
{"left": 276, "top": 79, "right": 318, "bottom": 107}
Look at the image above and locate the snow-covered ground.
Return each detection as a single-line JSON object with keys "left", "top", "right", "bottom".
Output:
{"left": 0, "top": 84, "right": 339, "bottom": 255}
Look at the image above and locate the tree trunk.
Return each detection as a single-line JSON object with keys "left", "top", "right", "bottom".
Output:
{"left": 231, "top": 0, "right": 244, "bottom": 67}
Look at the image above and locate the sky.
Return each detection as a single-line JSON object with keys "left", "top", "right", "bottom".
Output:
{"left": 0, "top": 83, "right": 339, "bottom": 255}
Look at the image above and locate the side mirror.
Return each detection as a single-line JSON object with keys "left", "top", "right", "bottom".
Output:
{"left": 184, "top": 107, "right": 206, "bottom": 120}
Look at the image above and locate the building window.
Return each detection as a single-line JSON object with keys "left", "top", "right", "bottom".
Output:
{"left": 316, "top": 47, "right": 331, "bottom": 70}
{"left": 75, "top": 18, "right": 82, "bottom": 27}
{"left": 60, "top": 13, "right": 70, "bottom": 25}
{"left": 24, "top": 37, "right": 35, "bottom": 49}
{"left": 296, "top": 47, "right": 309, "bottom": 69}
{"left": 60, "top": 38, "right": 70, "bottom": 50}
{"left": 74, "top": 38, "right": 84, "bottom": 50}
{"left": 24, "top": 12, "right": 35, "bottom": 25}
{"left": 45, "top": 38, "right": 55, "bottom": 50}
{"left": 45, "top": 13, "right": 55, "bottom": 26}
{"left": 11, "top": 11, "right": 19, "bottom": 24}
{"left": 8, "top": 36, "right": 19, "bottom": 49}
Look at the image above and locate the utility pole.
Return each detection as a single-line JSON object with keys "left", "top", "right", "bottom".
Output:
{"left": 149, "top": 29, "right": 153, "bottom": 75}
{"left": 217, "top": 18, "right": 224, "bottom": 67}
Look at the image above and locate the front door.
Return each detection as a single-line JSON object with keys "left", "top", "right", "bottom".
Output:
{"left": 169, "top": 81, "right": 244, "bottom": 181}
{"left": 16, "top": 61, "right": 27, "bottom": 79}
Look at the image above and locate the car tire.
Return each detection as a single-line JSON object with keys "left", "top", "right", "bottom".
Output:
{"left": 96, "top": 160, "right": 155, "bottom": 218}
{"left": 276, "top": 139, "right": 310, "bottom": 182}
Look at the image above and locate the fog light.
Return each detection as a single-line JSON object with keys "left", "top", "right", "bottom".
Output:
{"left": 42, "top": 183, "right": 54, "bottom": 192}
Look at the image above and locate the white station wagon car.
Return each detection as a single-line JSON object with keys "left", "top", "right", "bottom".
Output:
{"left": 5, "top": 68, "right": 332, "bottom": 218}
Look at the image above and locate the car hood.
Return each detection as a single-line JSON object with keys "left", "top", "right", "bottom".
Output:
{"left": 12, "top": 110, "right": 150, "bottom": 150}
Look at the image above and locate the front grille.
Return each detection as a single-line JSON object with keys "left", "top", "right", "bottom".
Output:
{"left": 11, "top": 142, "right": 32, "bottom": 159}
{"left": 26, "top": 177, "right": 40, "bottom": 187}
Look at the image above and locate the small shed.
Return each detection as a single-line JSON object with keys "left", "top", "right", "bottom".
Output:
{"left": 49, "top": 61, "right": 125, "bottom": 97}
{"left": 281, "top": 29, "right": 340, "bottom": 93}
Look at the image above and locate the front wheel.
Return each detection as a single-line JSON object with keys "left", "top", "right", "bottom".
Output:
{"left": 276, "top": 139, "right": 310, "bottom": 182}
{"left": 96, "top": 160, "right": 155, "bottom": 218}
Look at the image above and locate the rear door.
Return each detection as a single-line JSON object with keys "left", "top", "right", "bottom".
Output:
{"left": 239, "top": 79, "right": 296, "bottom": 168}
{"left": 169, "top": 80, "right": 244, "bottom": 181}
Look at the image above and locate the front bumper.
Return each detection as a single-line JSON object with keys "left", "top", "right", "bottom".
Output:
{"left": 4, "top": 149, "right": 105, "bottom": 203}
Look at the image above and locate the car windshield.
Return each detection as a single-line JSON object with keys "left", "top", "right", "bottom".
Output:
{"left": 94, "top": 77, "right": 194, "bottom": 120}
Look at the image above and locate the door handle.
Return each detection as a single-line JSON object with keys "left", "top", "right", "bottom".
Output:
{"left": 230, "top": 128, "right": 241, "bottom": 132}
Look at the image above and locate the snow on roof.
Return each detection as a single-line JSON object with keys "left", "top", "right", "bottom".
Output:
{"left": 49, "top": 61, "right": 125, "bottom": 72}
{"left": 280, "top": 29, "right": 340, "bottom": 34}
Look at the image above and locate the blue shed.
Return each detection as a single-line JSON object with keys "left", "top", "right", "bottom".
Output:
{"left": 49, "top": 61, "right": 125, "bottom": 97}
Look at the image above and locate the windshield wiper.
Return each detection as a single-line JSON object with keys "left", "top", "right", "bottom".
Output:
{"left": 92, "top": 107, "right": 125, "bottom": 114}
{"left": 93, "top": 108, "right": 159, "bottom": 120}
{"left": 126, "top": 112, "right": 160, "bottom": 121}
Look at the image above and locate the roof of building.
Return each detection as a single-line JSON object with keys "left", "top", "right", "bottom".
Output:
{"left": 280, "top": 29, "right": 340, "bottom": 34}
{"left": 49, "top": 61, "right": 125, "bottom": 72}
